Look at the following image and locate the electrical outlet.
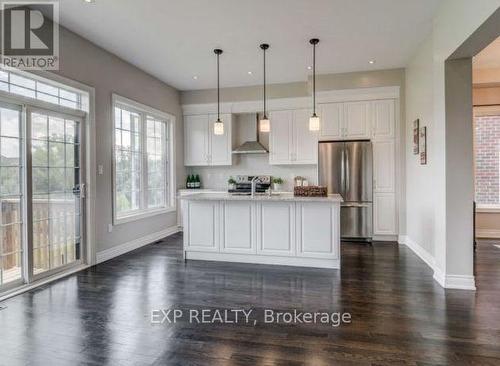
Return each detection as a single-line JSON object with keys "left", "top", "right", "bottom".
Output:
{"left": 108, "top": 224, "right": 113, "bottom": 233}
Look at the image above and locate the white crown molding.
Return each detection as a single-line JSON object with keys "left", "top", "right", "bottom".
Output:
{"left": 96, "top": 226, "right": 179, "bottom": 264}
{"left": 182, "top": 86, "right": 400, "bottom": 116}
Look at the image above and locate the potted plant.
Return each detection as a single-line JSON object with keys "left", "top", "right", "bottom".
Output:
{"left": 272, "top": 177, "right": 283, "bottom": 191}
{"left": 227, "top": 177, "right": 237, "bottom": 191}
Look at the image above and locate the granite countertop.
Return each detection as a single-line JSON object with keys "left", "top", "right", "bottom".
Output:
{"left": 179, "top": 192, "right": 343, "bottom": 203}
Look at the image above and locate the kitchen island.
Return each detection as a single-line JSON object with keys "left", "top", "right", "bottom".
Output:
{"left": 180, "top": 192, "right": 343, "bottom": 269}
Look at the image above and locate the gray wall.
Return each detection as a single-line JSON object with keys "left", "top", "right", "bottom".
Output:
{"left": 53, "top": 27, "right": 184, "bottom": 252}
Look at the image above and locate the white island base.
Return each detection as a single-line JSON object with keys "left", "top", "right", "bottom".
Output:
{"left": 181, "top": 193, "right": 343, "bottom": 269}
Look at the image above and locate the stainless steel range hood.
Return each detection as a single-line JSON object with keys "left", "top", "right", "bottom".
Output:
{"left": 232, "top": 114, "right": 268, "bottom": 154}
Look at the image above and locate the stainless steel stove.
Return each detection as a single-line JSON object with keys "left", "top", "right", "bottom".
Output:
{"left": 228, "top": 175, "right": 271, "bottom": 194}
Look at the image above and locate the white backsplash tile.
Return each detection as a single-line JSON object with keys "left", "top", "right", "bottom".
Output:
{"left": 186, "top": 154, "right": 317, "bottom": 191}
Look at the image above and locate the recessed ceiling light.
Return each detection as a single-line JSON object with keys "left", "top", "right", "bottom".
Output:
{"left": 307, "top": 66, "right": 312, "bottom": 70}
{"left": 369, "top": 60, "right": 375, "bottom": 64}
{"left": 83, "top": 0, "right": 95, "bottom": 3}
{"left": 192, "top": 76, "right": 198, "bottom": 80}
{"left": 247, "top": 71, "right": 253, "bottom": 75}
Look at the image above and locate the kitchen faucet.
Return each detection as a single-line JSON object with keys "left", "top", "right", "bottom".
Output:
{"left": 251, "top": 176, "right": 259, "bottom": 197}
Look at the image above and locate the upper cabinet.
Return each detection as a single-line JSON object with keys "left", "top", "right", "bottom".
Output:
{"left": 319, "top": 101, "right": 372, "bottom": 140}
{"left": 293, "top": 109, "right": 318, "bottom": 164}
{"left": 184, "top": 114, "right": 209, "bottom": 166}
{"left": 343, "top": 101, "right": 371, "bottom": 139}
{"left": 372, "top": 99, "right": 395, "bottom": 140}
{"left": 209, "top": 113, "right": 232, "bottom": 166}
{"left": 269, "top": 110, "right": 293, "bottom": 164}
{"left": 269, "top": 109, "right": 318, "bottom": 165}
{"left": 184, "top": 113, "right": 232, "bottom": 166}
{"left": 319, "top": 103, "right": 343, "bottom": 140}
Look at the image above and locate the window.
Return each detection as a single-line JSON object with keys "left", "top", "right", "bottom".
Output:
{"left": 474, "top": 106, "right": 500, "bottom": 208}
{"left": 112, "top": 95, "right": 174, "bottom": 223}
{"left": 0, "top": 68, "right": 88, "bottom": 111}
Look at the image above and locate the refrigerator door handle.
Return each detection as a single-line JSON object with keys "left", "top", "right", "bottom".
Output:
{"left": 341, "top": 145, "right": 345, "bottom": 196}
{"left": 345, "top": 145, "right": 350, "bottom": 194}
{"left": 342, "top": 202, "right": 372, "bottom": 208}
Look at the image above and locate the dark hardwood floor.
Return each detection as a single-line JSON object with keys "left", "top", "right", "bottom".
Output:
{"left": 1, "top": 234, "right": 499, "bottom": 366}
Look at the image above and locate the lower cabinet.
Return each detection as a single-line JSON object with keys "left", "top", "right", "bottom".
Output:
{"left": 373, "top": 193, "right": 397, "bottom": 235}
{"left": 257, "top": 202, "right": 295, "bottom": 256}
{"left": 221, "top": 201, "right": 256, "bottom": 254}
{"left": 184, "top": 200, "right": 219, "bottom": 251}
{"left": 296, "top": 202, "right": 339, "bottom": 259}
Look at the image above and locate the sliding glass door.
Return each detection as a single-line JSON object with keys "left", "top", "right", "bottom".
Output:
{"left": 28, "top": 108, "right": 84, "bottom": 278}
{"left": 0, "top": 102, "right": 23, "bottom": 289}
{"left": 0, "top": 102, "right": 85, "bottom": 293}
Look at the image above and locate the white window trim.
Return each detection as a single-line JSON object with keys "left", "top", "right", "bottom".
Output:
{"left": 111, "top": 93, "right": 176, "bottom": 225}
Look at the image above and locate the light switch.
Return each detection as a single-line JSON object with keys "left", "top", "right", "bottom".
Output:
{"left": 98, "top": 165, "right": 104, "bottom": 175}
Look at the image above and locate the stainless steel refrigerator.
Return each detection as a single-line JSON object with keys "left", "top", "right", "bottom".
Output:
{"left": 318, "top": 141, "right": 373, "bottom": 240}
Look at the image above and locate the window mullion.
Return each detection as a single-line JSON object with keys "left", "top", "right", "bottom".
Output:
{"left": 141, "top": 112, "right": 148, "bottom": 211}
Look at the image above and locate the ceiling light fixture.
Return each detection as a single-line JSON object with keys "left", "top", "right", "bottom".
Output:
{"left": 369, "top": 60, "right": 375, "bottom": 64}
{"left": 192, "top": 75, "right": 198, "bottom": 80}
{"left": 247, "top": 71, "right": 253, "bottom": 75}
{"left": 309, "top": 38, "right": 320, "bottom": 131}
{"left": 83, "top": 0, "right": 95, "bottom": 3}
{"left": 307, "top": 66, "right": 312, "bottom": 70}
{"left": 259, "top": 43, "right": 270, "bottom": 133}
{"left": 213, "top": 49, "right": 224, "bottom": 136}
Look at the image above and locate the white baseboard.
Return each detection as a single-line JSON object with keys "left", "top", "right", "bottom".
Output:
{"left": 372, "top": 235, "right": 398, "bottom": 242}
{"left": 433, "top": 267, "right": 476, "bottom": 290}
{"left": 96, "top": 226, "right": 179, "bottom": 264}
{"left": 476, "top": 229, "right": 500, "bottom": 239}
{"left": 398, "top": 235, "right": 435, "bottom": 270}
{"left": 398, "top": 235, "right": 476, "bottom": 291}
{"left": 186, "top": 251, "right": 340, "bottom": 269}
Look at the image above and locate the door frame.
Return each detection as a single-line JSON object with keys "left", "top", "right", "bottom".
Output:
{"left": 0, "top": 72, "right": 95, "bottom": 297}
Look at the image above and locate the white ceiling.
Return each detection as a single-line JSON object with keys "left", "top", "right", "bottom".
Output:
{"left": 58, "top": 0, "right": 442, "bottom": 91}
{"left": 474, "top": 37, "right": 500, "bottom": 69}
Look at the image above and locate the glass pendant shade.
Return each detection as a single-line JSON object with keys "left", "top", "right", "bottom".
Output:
{"left": 259, "top": 116, "right": 270, "bottom": 132}
{"left": 214, "top": 118, "right": 224, "bottom": 135}
{"left": 309, "top": 114, "right": 320, "bottom": 131}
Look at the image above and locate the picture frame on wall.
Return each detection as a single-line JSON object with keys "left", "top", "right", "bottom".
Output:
{"left": 419, "top": 126, "right": 427, "bottom": 165}
{"left": 413, "top": 119, "right": 419, "bottom": 155}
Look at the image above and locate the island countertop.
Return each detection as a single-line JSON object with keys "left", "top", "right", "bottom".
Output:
{"left": 179, "top": 192, "right": 343, "bottom": 203}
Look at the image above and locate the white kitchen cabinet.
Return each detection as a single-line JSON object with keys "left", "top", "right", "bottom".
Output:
{"left": 269, "top": 110, "right": 293, "bottom": 164}
{"left": 184, "top": 200, "right": 219, "bottom": 251}
{"left": 221, "top": 201, "right": 255, "bottom": 254}
{"left": 293, "top": 109, "right": 318, "bottom": 164}
{"left": 184, "top": 114, "right": 209, "bottom": 166}
{"left": 184, "top": 113, "right": 232, "bottom": 166}
{"left": 344, "top": 101, "right": 372, "bottom": 139}
{"left": 372, "top": 99, "right": 395, "bottom": 139}
{"left": 319, "top": 102, "right": 343, "bottom": 140}
{"left": 256, "top": 202, "right": 295, "bottom": 256}
{"left": 373, "top": 140, "right": 395, "bottom": 192}
{"left": 373, "top": 193, "right": 397, "bottom": 235}
{"left": 296, "top": 202, "right": 339, "bottom": 259}
{"left": 209, "top": 113, "right": 232, "bottom": 166}
{"left": 269, "top": 109, "right": 317, "bottom": 165}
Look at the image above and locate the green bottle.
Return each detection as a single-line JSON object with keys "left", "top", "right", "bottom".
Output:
{"left": 187, "top": 175, "right": 192, "bottom": 188}
{"left": 195, "top": 174, "right": 201, "bottom": 189}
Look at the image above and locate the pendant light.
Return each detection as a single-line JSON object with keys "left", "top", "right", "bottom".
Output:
{"left": 259, "top": 43, "right": 270, "bottom": 133}
{"left": 309, "top": 38, "right": 320, "bottom": 131}
{"left": 213, "top": 48, "right": 224, "bottom": 135}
